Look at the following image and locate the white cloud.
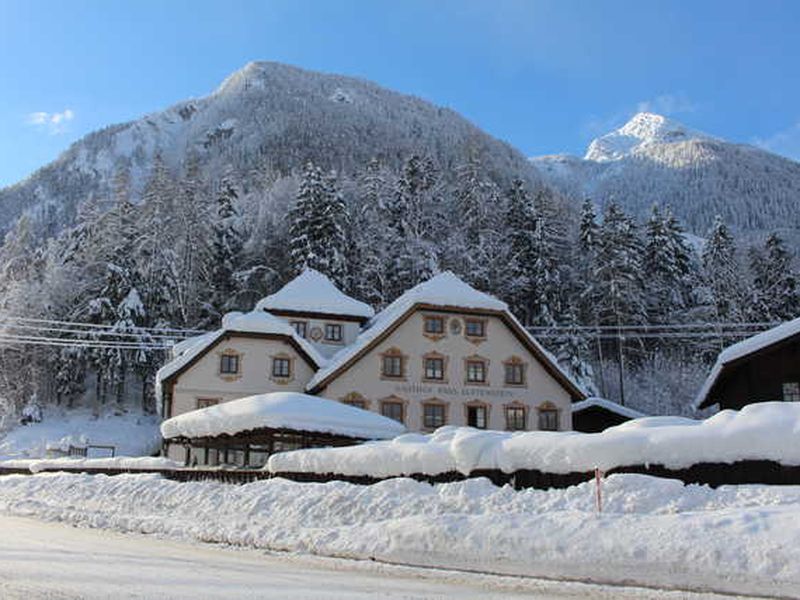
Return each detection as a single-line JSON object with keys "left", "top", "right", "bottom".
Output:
{"left": 753, "top": 121, "right": 800, "bottom": 161}
{"left": 25, "top": 109, "right": 75, "bottom": 134}
{"left": 636, "top": 93, "right": 698, "bottom": 116}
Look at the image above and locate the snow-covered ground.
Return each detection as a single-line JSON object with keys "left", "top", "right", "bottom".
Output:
{"left": 0, "top": 472, "right": 798, "bottom": 597}
{"left": 0, "top": 408, "right": 161, "bottom": 460}
{"left": 0, "top": 515, "right": 743, "bottom": 600}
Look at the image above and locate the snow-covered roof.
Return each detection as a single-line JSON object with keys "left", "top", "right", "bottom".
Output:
{"left": 255, "top": 268, "right": 375, "bottom": 320}
{"left": 694, "top": 316, "right": 800, "bottom": 409}
{"left": 160, "top": 392, "right": 406, "bottom": 440}
{"left": 269, "top": 401, "right": 800, "bottom": 477}
{"left": 571, "top": 397, "right": 645, "bottom": 420}
{"left": 155, "top": 312, "right": 325, "bottom": 414}
{"left": 307, "top": 271, "right": 585, "bottom": 398}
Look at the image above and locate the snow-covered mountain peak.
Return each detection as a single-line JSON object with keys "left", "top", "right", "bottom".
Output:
{"left": 585, "top": 112, "right": 711, "bottom": 162}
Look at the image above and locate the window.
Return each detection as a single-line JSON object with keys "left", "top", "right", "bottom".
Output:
{"left": 324, "top": 323, "right": 343, "bottom": 342}
{"left": 422, "top": 402, "right": 446, "bottom": 430}
{"left": 272, "top": 357, "right": 291, "bottom": 378}
{"left": 465, "top": 318, "right": 486, "bottom": 338}
{"left": 538, "top": 406, "right": 559, "bottom": 431}
{"left": 504, "top": 360, "right": 526, "bottom": 386}
{"left": 291, "top": 321, "right": 307, "bottom": 338}
{"left": 220, "top": 353, "right": 239, "bottom": 375}
{"left": 466, "top": 360, "right": 487, "bottom": 384}
{"left": 342, "top": 392, "right": 368, "bottom": 410}
{"left": 196, "top": 398, "right": 219, "bottom": 410}
{"left": 424, "top": 357, "right": 445, "bottom": 380}
{"left": 381, "top": 350, "right": 405, "bottom": 379}
{"left": 424, "top": 316, "right": 445, "bottom": 335}
{"left": 466, "top": 404, "right": 488, "bottom": 429}
{"left": 381, "top": 400, "right": 404, "bottom": 423}
{"left": 505, "top": 405, "right": 527, "bottom": 431}
{"left": 783, "top": 382, "right": 800, "bottom": 402}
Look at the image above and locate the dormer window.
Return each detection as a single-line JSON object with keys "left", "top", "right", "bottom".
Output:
{"left": 325, "top": 323, "right": 343, "bottom": 342}
{"left": 290, "top": 321, "right": 308, "bottom": 338}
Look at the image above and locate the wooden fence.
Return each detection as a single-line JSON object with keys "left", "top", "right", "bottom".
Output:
{"left": 3, "top": 459, "right": 800, "bottom": 489}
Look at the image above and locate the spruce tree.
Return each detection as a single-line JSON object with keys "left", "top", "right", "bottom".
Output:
{"left": 702, "top": 216, "right": 745, "bottom": 323}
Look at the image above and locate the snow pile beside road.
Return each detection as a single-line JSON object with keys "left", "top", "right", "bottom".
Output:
{"left": 269, "top": 402, "right": 800, "bottom": 476}
{"left": 0, "top": 409, "right": 161, "bottom": 460}
{"left": 0, "top": 472, "right": 798, "bottom": 596}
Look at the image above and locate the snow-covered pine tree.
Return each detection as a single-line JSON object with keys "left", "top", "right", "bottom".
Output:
{"left": 749, "top": 233, "right": 799, "bottom": 322}
{"left": 288, "top": 162, "right": 349, "bottom": 288}
{"left": 702, "top": 216, "right": 745, "bottom": 324}
{"left": 208, "top": 168, "right": 245, "bottom": 319}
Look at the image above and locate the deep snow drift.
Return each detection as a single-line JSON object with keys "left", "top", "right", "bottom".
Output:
{"left": 0, "top": 408, "right": 161, "bottom": 460}
{"left": 0, "top": 472, "right": 798, "bottom": 596}
{"left": 269, "top": 401, "right": 800, "bottom": 477}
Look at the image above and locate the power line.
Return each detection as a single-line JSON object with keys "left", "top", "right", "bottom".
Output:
{"left": 0, "top": 315, "right": 207, "bottom": 336}
{"left": 0, "top": 322, "right": 193, "bottom": 341}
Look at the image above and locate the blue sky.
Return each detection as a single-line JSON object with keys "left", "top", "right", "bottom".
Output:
{"left": 1, "top": 0, "right": 799, "bottom": 187}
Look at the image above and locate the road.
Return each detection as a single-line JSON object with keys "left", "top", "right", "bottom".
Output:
{"left": 0, "top": 515, "right": 752, "bottom": 599}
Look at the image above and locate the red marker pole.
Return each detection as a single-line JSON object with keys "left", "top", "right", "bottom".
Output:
{"left": 594, "top": 467, "right": 603, "bottom": 514}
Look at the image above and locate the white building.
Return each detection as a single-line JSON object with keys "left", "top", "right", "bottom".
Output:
{"left": 157, "top": 269, "right": 586, "bottom": 444}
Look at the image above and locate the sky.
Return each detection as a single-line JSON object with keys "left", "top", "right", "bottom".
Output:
{"left": 0, "top": 0, "right": 799, "bottom": 187}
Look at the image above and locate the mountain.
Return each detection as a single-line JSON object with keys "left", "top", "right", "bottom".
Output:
{"left": 532, "top": 112, "right": 800, "bottom": 244}
{"left": 0, "top": 61, "right": 540, "bottom": 238}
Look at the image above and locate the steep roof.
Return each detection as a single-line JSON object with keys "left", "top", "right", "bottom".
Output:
{"left": 155, "top": 311, "right": 325, "bottom": 415}
{"left": 255, "top": 268, "right": 375, "bottom": 320}
{"left": 694, "top": 316, "right": 800, "bottom": 409}
{"left": 306, "top": 271, "right": 586, "bottom": 399}
{"left": 571, "top": 397, "right": 646, "bottom": 420}
{"left": 160, "top": 392, "right": 405, "bottom": 441}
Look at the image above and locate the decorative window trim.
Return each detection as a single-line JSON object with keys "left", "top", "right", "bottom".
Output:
{"left": 536, "top": 401, "right": 560, "bottom": 431}
{"left": 421, "top": 351, "right": 449, "bottom": 383}
{"left": 422, "top": 314, "right": 447, "bottom": 341}
{"left": 380, "top": 347, "right": 408, "bottom": 381}
{"left": 196, "top": 397, "right": 221, "bottom": 410}
{"left": 341, "top": 391, "right": 371, "bottom": 410}
{"left": 463, "top": 354, "right": 490, "bottom": 386}
{"left": 217, "top": 348, "right": 243, "bottom": 381}
{"left": 270, "top": 353, "right": 294, "bottom": 384}
{"left": 503, "top": 356, "right": 528, "bottom": 387}
{"left": 379, "top": 395, "right": 408, "bottom": 424}
{"left": 324, "top": 322, "right": 344, "bottom": 344}
{"left": 421, "top": 398, "right": 449, "bottom": 431}
{"left": 463, "top": 400, "right": 490, "bottom": 429}
{"left": 464, "top": 317, "right": 488, "bottom": 343}
{"left": 503, "top": 400, "right": 528, "bottom": 431}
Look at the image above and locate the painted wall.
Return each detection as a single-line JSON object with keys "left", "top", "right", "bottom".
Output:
{"left": 169, "top": 334, "right": 316, "bottom": 418}
{"left": 319, "top": 309, "right": 573, "bottom": 432}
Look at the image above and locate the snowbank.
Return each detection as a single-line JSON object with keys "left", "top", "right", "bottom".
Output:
{"left": 255, "top": 268, "right": 375, "bottom": 319}
{"left": 269, "top": 402, "right": 800, "bottom": 477}
{"left": 0, "top": 456, "right": 180, "bottom": 473}
{"left": 0, "top": 409, "right": 161, "bottom": 460}
{"left": 161, "top": 392, "right": 406, "bottom": 440}
{"left": 0, "top": 472, "right": 798, "bottom": 596}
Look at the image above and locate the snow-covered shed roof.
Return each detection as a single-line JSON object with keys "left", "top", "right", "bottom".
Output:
{"left": 160, "top": 392, "right": 406, "bottom": 441}
{"left": 306, "top": 271, "right": 586, "bottom": 399}
{"left": 156, "top": 312, "right": 325, "bottom": 407}
{"left": 571, "top": 397, "right": 646, "bottom": 420}
{"left": 255, "top": 268, "right": 375, "bottom": 321}
{"left": 694, "top": 316, "right": 800, "bottom": 409}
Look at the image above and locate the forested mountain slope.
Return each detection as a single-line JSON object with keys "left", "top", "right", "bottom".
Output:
{"left": 0, "top": 61, "right": 539, "bottom": 239}
{"left": 532, "top": 112, "right": 800, "bottom": 245}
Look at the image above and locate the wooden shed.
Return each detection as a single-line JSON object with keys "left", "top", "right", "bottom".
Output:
{"left": 694, "top": 317, "right": 800, "bottom": 411}
{"left": 571, "top": 397, "right": 645, "bottom": 433}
